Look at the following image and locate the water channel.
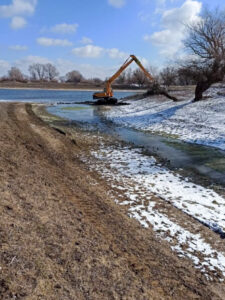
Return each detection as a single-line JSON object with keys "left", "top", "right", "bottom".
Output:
{"left": 48, "top": 103, "right": 225, "bottom": 186}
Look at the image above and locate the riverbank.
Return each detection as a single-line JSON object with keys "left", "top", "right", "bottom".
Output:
{"left": 0, "top": 81, "right": 145, "bottom": 93}
{"left": 0, "top": 102, "right": 224, "bottom": 299}
{"left": 40, "top": 104, "right": 225, "bottom": 270}
{"left": 0, "top": 86, "right": 145, "bottom": 93}
{"left": 105, "top": 86, "right": 225, "bottom": 151}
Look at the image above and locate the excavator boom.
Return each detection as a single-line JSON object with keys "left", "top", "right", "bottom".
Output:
{"left": 93, "top": 54, "right": 154, "bottom": 104}
{"left": 130, "top": 55, "right": 154, "bottom": 82}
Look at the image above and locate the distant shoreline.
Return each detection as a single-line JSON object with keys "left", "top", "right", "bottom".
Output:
{"left": 0, "top": 86, "right": 145, "bottom": 93}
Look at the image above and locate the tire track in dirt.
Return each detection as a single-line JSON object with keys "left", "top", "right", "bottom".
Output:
{"left": 0, "top": 102, "right": 223, "bottom": 299}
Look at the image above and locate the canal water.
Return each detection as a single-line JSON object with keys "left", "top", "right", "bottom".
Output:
{"left": 0, "top": 88, "right": 134, "bottom": 103}
{"left": 48, "top": 103, "right": 225, "bottom": 185}
{"left": 1, "top": 88, "right": 224, "bottom": 185}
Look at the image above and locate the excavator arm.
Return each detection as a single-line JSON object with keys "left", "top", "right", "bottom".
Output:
{"left": 105, "top": 56, "right": 136, "bottom": 94}
{"left": 93, "top": 54, "right": 154, "bottom": 104}
{"left": 130, "top": 55, "right": 154, "bottom": 82}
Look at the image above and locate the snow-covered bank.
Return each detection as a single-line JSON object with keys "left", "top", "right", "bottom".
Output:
{"left": 93, "top": 147, "right": 225, "bottom": 235}
{"left": 105, "top": 88, "right": 225, "bottom": 150}
{"left": 82, "top": 142, "right": 225, "bottom": 280}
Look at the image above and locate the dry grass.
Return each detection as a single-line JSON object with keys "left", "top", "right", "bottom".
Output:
{"left": 0, "top": 102, "right": 222, "bottom": 299}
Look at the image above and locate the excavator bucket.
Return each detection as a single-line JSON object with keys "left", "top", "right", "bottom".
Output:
{"left": 94, "top": 97, "right": 118, "bottom": 105}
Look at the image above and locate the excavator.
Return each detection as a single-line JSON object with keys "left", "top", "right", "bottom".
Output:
{"left": 93, "top": 54, "right": 154, "bottom": 105}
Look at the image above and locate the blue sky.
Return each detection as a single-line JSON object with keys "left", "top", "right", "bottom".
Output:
{"left": 0, "top": 0, "right": 224, "bottom": 79}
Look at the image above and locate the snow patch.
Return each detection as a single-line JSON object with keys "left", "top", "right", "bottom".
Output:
{"left": 105, "top": 89, "right": 225, "bottom": 150}
{"left": 82, "top": 144, "right": 225, "bottom": 280}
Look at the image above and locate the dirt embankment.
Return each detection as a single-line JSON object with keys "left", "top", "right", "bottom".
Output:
{"left": 0, "top": 81, "right": 102, "bottom": 91}
{"left": 0, "top": 81, "right": 144, "bottom": 92}
{"left": 0, "top": 102, "right": 222, "bottom": 299}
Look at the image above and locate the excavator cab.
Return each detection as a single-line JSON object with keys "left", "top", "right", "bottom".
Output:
{"left": 93, "top": 87, "right": 117, "bottom": 104}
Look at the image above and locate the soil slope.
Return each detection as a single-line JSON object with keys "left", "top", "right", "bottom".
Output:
{"left": 0, "top": 102, "right": 222, "bottom": 299}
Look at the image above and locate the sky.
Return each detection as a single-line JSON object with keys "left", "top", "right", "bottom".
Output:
{"left": 0, "top": 0, "right": 224, "bottom": 79}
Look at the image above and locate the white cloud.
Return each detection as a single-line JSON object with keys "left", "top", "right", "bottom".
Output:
{"left": 55, "top": 59, "right": 118, "bottom": 79}
{"left": 138, "top": 57, "right": 149, "bottom": 68}
{"left": 14, "top": 55, "right": 51, "bottom": 74}
{"left": 154, "top": 0, "right": 167, "bottom": 14}
{"left": 162, "top": 0, "right": 201, "bottom": 29}
{"left": 80, "top": 37, "right": 93, "bottom": 44}
{"left": 56, "top": 57, "right": 150, "bottom": 79}
{"left": 72, "top": 44, "right": 129, "bottom": 60}
{"left": 72, "top": 45, "right": 104, "bottom": 58}
{"left": 37, "top": 37, "right": 73, "bottom": 47}
{"left": 16, "top": 55, "right": 51, "bottom": 66}
{"left": 9, "top": 55, "right": 116, "bottom": 79}
{"left": 144, "top": 0, "right": 202, "bottom": 58}
{"left": 0, "top": 0, "right": 37, "bottom": 18}
{"left": 108, "top": 0, "right": 126, "bottom": 8}
{"left": 50, "top": 23, "right": 78, "bottom": 34}
{"left": 10, "top": 16, "right": 27, "bottom": 29}
{"left": 0, "top": 60, "right": 11, "bottom": 76}
{"left": 0, "top": 0, "right": 37, "bottom": 29}
{"left": 107, "top": 48, "right": 128, "bottom": 60}
{"left": 9, "top": 45, "right": 28, "bottom": 51}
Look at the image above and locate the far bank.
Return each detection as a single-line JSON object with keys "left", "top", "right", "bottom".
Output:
{"left": 0, "top": 81, "right": 146, "bottom": 93}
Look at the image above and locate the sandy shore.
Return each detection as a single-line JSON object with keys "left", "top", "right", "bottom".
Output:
{"left": 0, "top": 102, "right": 224, "bottom": 299}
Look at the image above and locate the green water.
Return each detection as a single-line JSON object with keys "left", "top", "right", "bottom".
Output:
{"left": 48, "top": 104, "right": 225, "bottom": 185}
{"left": 61, "top": 106, "right": 91, "bottom": 111}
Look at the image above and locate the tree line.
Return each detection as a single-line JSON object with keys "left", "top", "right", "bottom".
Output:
{"left": 0, "top": 63, "right": 197, "bottom": 87}
{"left": 0, "top": 7, "right": 225, "bottom": 101}
{"left": 0, "top": 64, "right": 86, "bottom": 84}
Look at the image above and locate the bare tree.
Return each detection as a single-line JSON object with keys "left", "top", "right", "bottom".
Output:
{"left": 115, "top": 71, "right": 127, "bottom": 85}
{"left": 59, "top": 76, "right": 66, "bottom": 83}
{"left": 148, "top": 65, "right": 159, "bottom": 82}
{"left": 8, "top": 67, "right": 24, "bottom": 82}
{"left": 132, "top": 69, "right": 149, "bottom": 87}
{"left": 160, "top": 66, "right": 177, "bottom": 87}
{"left": 91, "top": 77, "right": 103, "bottom": 85}
{"left": 66, "top": 70, "right": 84, "bottom": 83}
{"left": 44, "top": 63, "right": 59, "bottom": 81}
{"left": 29, "top": 64, "right": 46, "bottom": 81}
{"left": 183, "top": 8, "right": 225, "bottom": 101}
{"left": 125, "top": 68, "right": 133, "bottom": 85}
{"left": 177, "top": 67, "right": 196, "bottom": 85}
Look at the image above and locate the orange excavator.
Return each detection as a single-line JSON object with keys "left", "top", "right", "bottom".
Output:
{"left": 93, "top": 54, "right": 154, "bottom": 104}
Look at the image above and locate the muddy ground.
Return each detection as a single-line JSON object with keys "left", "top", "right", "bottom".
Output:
{"left": 0, "top": 102, "right": 224, "bottom": 299}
